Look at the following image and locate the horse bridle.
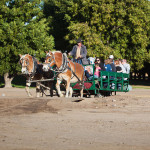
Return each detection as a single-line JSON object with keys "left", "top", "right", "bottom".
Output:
{"left": 20, "top": 55, "right": 37, "bottom": 76}
{"left": 20, "top": 55, "right": 29, "bottom": 71}
{"left": 45, "top": 53, "right": 56, "bottom": 70}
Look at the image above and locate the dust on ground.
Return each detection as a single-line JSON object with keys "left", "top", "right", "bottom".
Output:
{"left": 0, "top": 87, "right": 150, "bottom": 150}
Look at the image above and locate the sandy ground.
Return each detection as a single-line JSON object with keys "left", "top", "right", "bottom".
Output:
{"left": 0, "top": 87, "right": 150, "bottom": 150}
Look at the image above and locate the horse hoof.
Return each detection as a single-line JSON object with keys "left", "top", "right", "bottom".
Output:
{"left": 66, "top": 96, "right": 71, "bottom": 98}
{"left": 36, "top": 94, "right": 40, "bottom": 98}
{"left": 60, "top": 94, "right": 64, "bottom": 97}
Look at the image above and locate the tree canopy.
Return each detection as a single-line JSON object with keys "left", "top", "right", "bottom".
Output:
{"left": 0, "top": 0, "right": 54, "bottom": 78}
{"left": 44, "top": 0, "right": 150, "bottom": 71}
{"left": 0, "top": 0, "right": 150, "bottom": 87}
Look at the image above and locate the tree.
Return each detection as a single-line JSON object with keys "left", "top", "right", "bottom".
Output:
{"left": 43, "top": 0, "right": 71, "bottom": 51}
{"left": 44, "top": 0, "right": 150, "bottom": 71}
{"left": 0, "top": 0, "right": 54, "bottom": 88}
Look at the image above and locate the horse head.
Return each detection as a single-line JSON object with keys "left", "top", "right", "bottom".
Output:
{"left": 43, "top": 51, "right": 63, "bottom": 72}
{"left": 19, "top": 54, "right": 36, "bottom": 75}
{"left": 42, "top": 51, "right": 54, "bottom": 72}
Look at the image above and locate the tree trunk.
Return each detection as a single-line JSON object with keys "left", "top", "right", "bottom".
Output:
{"left": 4, "top": 73, "right": 13, "bottom": 88}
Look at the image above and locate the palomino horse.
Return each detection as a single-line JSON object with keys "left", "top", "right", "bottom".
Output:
{"left": 19, "top": 54, "right": 54, "bottom": 97}
{"left": 42, "top": 51, "right": 85, "bottom": 98}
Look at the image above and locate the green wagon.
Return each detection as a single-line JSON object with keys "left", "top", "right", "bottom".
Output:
{"left": 71, "top": 64, "right": 130, "bottom": 97}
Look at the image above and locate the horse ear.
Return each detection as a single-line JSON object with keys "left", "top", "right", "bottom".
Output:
{"left": 19, "top": 54, "right": 22, "bottom": 58}
{"left": 46, "top": 51, "right": 48, "bottom": 54}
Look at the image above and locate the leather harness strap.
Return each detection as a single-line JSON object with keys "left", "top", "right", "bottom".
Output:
{"left": 46, "top": 52, "right": 83, "bottom": 83}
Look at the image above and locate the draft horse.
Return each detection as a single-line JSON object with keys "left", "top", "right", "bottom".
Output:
{"left": 19, "top": 54, "right": 54, "bottom": 97}
{"left": 42, "top": 51, "right": 85, "bottom": 98}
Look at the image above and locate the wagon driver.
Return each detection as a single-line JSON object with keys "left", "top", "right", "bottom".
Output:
{"left": 68, "top": 38, "right": 89, "bottom": 65}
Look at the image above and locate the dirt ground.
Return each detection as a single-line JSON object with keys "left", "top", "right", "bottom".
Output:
{"left": 0, "top": 87, "right": 150, "bottom": 150}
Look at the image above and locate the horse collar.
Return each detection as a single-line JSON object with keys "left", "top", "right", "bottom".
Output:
{"left": 58, "top": 53, "right": 68, "bottom": 72}
{"left": 28, "top": 56, "right": 38, "bottom": 77}
{"left": 32, "top": 57, "right": 38, "bottom": 75}
{"left": 46, "top": 53, "right": 56, "bottom": 70}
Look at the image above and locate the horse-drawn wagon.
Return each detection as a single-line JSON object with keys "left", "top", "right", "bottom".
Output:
{"left": 19, "top": 51, "right": 130, "bottom": 98}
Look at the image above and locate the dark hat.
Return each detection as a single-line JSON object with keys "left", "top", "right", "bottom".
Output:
{"left": 76, "top": 38, "right": 82, "bottom": 43}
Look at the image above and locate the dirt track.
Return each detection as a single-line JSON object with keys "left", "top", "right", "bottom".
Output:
{"left": 0, "top": 87, "right": 150, "bottom": 150}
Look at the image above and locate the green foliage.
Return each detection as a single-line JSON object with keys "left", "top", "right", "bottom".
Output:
{"left": 0, "top": 0, "right": 54, "bottom": 76}
{"left": 43, "top": 0, "right": 71, "bottom": 50}
{"left": 44, "top": 0, "right": 150, "bottom": 71}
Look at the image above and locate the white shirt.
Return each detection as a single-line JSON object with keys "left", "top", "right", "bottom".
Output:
{"left": 123, "top": 63, "right": 130, "bottom": 74}
{"left": 120, "top": 64, "right": 126, "bottom": 73}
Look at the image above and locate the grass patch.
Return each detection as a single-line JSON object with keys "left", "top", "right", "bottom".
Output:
{"left": 12, "top": 84, "right": 26, "bottom": 88}
{"left": 0, "top": 83, "right": 4, "bottom": 88}
{"left": 12, "top": 84, "right": 35, "bottom": 88}
{"left": 132, "top": 85, "right": 150, "bottom": 89}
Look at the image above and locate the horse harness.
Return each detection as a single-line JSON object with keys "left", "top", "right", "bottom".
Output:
{"left": 46, "top": 52, "right": 82, "bottom": 82}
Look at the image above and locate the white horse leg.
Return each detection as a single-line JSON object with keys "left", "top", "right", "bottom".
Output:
{"left": 25, "top": 82, "right": 32, "bottom": 97}
{"left": 69, "top": 87, "right": 73, "bottom": 98}
{"left": 56, "top": 78, "right": 63, "bottom": 97}
{"left": 36, "top": 82, "right": 40, "bottom": 97}
{"left": 80, "top": 77, "right": 84, "bottom": 98}
{"left": 65, "top": 80, "right": 71, "bottom": 98}
{"left": 80, "top": 88, "right": 83, "bottom": 98}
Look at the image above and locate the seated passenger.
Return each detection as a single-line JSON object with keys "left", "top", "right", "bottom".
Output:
{"left": 114, "top": 60, "right": 123, "bottom": 73}
{"left": 85, "top": 64, "right": 101, "bottom": 80}
{"left": 119, "top": 59, "right": 126, "bottom": 73}
{"left": 94, "top": 63, "right": 101, "bottom": 79}
{"left": 122, "top": 59, "right": 130, "bottom": 74}
{"left": 105, "top": 59, "right": 115, "bottom": 89}
{"left": 95, "top": 57, "right": 106, "bottom": 71}
{"left": 114, "top": 60, "right": 123, "bottom": 90}
{"left": 109, "top": 59, "right": 116, "bottom": 72}
{"left": 104, "top": 59, "right": 112, "bottom": 72}
{"left": 85, "top": 66, "right": 93, "bottom": 80}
